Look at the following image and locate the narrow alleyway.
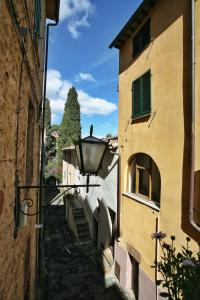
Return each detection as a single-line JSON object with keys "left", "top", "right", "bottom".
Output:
{"left": 41, "top": 205, "right": 127, "bottom": 300}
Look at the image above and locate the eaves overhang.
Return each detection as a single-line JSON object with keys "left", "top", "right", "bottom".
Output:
{"left": 46, "top": 0, "right": 60, "bottom": 22}
{"left": 109, "top": 0, "right": 157, "bottom": 49}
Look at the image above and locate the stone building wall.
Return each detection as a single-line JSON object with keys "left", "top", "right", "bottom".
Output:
{"left": 0, "top": 1, "right": 46, "bottom": 299}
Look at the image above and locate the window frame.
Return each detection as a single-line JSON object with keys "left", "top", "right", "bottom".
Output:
{"left": 135, "top": 164, "right": 152, "bottom": 200}
{"left": 132, "top": 19, "right": 151, "bottom": 58}
{"left": 129, "top": 154, "right": 160, "bottom": 208}
{"left": 132, "top": 70, "right": 151, "bottom": 120}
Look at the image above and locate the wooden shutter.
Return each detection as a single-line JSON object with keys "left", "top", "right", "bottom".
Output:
{"left": 132, "top": 70, "right": 151, "bottom": 119}
{"left": 133, "top": 19, "right": 150, "bottom": 58}
{"left": 142, "top": 71, "right": 151, "bottom": 114}
{"left": 141, "top": 19, "right": 150, "bottom": 49}
{"left": 132, "top": 79, "right": 141, "bottom": 118}
{"left": 133, "top": 32, "right": 140, "bottom": 57}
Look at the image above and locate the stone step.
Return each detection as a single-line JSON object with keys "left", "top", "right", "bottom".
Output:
{"left": 77, "top": 230, "right": 90, "bottom": 237}
{"left": 76, "top": 222, "right": 89, "bottom": 229}
{"left": 72, "top": 210, "right": 85, "bottom": 216}
{"left": 76, "top": 223, "right": 89, "bottom": 230}
{"left": 78, "top": 232, "right": 91, "bottom": 240}
{"left": 72, "top": 208, "right": 84, "bottom": 212}
{"left": 79, "top": 236, "right": 91, "bottom": 243}
{"left": 75, "top": 219, "right": 89, "bottom": 225}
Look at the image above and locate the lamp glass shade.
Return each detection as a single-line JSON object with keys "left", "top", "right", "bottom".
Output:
{"left": 75, "top": 136, "right": 107, "bottom": 175}
{"left": 75, "top": 143, "right": 81, "bottom": 169}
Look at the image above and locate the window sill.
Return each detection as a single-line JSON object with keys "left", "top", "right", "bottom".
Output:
{"left": 131, "top": 113, "right": 151, "bottom": 123}
{"left": 122, "top": 192, "right": 160, "bottom": 212}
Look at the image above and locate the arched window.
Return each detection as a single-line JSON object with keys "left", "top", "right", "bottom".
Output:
{"left": 129, "top": 153, "right": 161, "bottom": 206}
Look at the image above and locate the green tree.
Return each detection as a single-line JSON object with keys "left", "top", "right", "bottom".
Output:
{"left": 45, "top": 98, "right": 51, "bottom": 129}
{"left": 44, "top": 98, "right": 56, "bottom": 160}
{"left": 51, "top": 124, "right": 60, "bottom": 132}
{"left": 106, "top": 133, "right": 113, "bottom": 138}
{"left": 57, "top": 87, "right": 81, "bottom": 164}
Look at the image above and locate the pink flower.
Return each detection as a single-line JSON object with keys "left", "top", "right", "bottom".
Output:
{"left": 151, "top": 231, "right": 167, "bottom": 240}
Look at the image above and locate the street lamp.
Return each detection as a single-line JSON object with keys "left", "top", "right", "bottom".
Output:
{"left": 75, "top": 125, "right": 108, "bottom": 175}
{"left": 75, "top": 125, "right": 108, "bottom": 192}
{"left": 14, "top": 125, "right": 106, "bottom": 237}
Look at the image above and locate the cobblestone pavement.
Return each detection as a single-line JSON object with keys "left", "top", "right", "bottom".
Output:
{"left": 41, "top": 205, "right": 127, "bottom": 300}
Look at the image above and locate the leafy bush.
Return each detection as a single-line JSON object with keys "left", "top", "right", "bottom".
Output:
{"left": 152, "top": 233, "right": 200, "bottom": 299}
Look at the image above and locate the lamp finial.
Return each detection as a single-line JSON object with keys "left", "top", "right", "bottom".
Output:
{"left": 90, "top": 125, "right": 93, "bottom": 136}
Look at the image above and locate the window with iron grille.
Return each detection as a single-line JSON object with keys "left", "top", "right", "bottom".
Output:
{"left": 133, "top": 19, "right": 150, "bottom": 58}
{"left": 132, "top": 70, "right": 151, "bottom": 119}
{"left": 34, "top": 0, "right": 41, "bottom": 40}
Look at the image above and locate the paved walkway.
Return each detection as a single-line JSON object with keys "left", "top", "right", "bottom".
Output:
{"left": 41, "top": 205, "right": 127, "bottom": 300}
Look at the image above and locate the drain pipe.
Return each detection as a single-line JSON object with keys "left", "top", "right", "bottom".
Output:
{"left": 39, "top": 19, "right": 59, "bottom": 222}
{"left": 189, "top": 0, "right": 200, "bottom": 234}
{"left": 37, "top": 2, "right": 60, "bottom": 289}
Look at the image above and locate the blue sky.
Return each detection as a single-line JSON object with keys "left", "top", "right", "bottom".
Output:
{"left": 47, "top": 0, "right": 142, "bottom": 137}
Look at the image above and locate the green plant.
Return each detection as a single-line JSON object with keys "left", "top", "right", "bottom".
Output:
{"left": 151, "top": 233, "right": 200, "bottom": 300}
{"left": 57, "top": 86, "right": 81, "bottom": 165}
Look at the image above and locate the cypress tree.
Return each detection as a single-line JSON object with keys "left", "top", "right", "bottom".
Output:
{"left": 45, "top": 98, "right": 51, "bottom": 130}
{"left": 57, "top": 87, "right": 81, "bottom": 164}
{"left": 45, "top": 98, "right": 56, "bottom": 160}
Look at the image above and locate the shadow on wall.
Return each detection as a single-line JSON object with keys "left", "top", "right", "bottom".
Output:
{"left": 98, "top": 149, "right": 118, "bottom": 180}
{"left": 44, "top": 176, "right": 60, "bottom": 204}
{"left": 181, "top": 1, "right": 200, "bottom": 243}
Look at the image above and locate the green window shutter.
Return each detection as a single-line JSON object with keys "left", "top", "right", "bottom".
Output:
{"left": 132, "top": 78, "right": 141, "bottom": 118}
{"left": 132, "top": 70, "right": 151, "bottom": 119}
{"left": 133, "top": 32, "right": 140, "bottom": 57}
{"left": 34, "top": 0, "right": 41, "bottom": 39}
{"left": 133, "top": 19, "right": 150, "bottom": 58}
{"left": 141, "top": 19, "right": 150, "bottom": 49}
{"left": 142, "top": 71, "right": 151, "bottom": 114}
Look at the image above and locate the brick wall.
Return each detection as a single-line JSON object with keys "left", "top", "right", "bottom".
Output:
{"left": 0, "top": 1, "right": 46, "bottom": 299}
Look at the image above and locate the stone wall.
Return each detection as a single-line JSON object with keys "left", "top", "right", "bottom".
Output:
{"left": 0, "top": 1, "right": 46, "bottom": 299}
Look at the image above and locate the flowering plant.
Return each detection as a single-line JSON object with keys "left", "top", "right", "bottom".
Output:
{"left": 152, "top": 234, "right": 200, "bottom": 299}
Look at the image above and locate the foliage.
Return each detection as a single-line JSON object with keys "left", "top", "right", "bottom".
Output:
{"left": 153, "top": 235, "right": 200, "bottom": 300}
{"left": 57, "top": 87, "right": 81, "bottom": 165}
{"left": 106, "top": 133, "right": 113, "bottom": 138}
{"left": 44, "top": 98, "right": 57, "bottom": 160}
{"left": 51, "top": 124, "right": 60, "bottom": 132}
{"left": 45, "top": 159, "right": 62, "bottom": 181}
{"left": 45, "top": 98, "right": 51, "bottom": 129}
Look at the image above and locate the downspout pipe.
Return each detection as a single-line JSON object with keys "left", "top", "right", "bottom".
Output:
{"left": 39, "top": 22, "right": 58, "bottom": 208}
{"left": 189, "top": 0, "right": 200, "bottom": 233}
{"left": 39, "top": 7, "right": 60, "bottom": 225}
{"left": 37, "top": 1, "right": 60, "bottom": 289}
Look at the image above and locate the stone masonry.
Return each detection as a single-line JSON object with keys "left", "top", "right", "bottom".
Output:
{"left": 0, "top": 1, "right": 46, "bottom": 299}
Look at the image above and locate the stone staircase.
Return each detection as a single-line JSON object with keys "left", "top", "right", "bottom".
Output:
{"left": 72, "top": 207, "right": 91, "bottom": 244}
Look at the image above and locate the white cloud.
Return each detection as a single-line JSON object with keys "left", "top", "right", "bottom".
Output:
{"left": 75, "top": 72, "right": 95, "bottom": 82}
{"left": 91, "top": 52, "right": 115, "bottom": 69}
{"left": 46, "top": 69, "right": 117, "bottom": 119}
{"left": 59, "top": 0, "right": 94, "bottom": 38}
{"left": 47, "top": 69, "right": 72, "bottom": 102}
{"left": 78, "top": 90, "right": 116, "bottom": 116}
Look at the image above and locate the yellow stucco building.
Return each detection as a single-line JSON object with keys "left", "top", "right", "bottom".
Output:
{"left": 110, "top": 0, "right": 200, "bottom": 299}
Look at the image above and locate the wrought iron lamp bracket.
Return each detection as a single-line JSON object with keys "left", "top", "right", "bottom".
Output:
{"left": 14, "top": 177, "right": 100, "bottom": 238}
